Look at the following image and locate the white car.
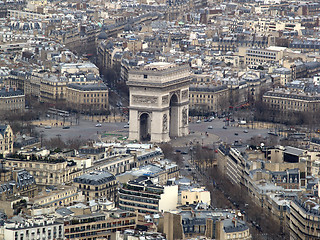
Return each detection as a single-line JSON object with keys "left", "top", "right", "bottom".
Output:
{"left": 95, "top": 123, "right": 102, "bottom": 127}
{"left": 124, "top": 124, "right": 129, "bottom": 128}
{"left": 208, "top": 126, "right": 213, "bottom": 129}
{"left": 196, "top": 120, "right": 201, "bottom": 123}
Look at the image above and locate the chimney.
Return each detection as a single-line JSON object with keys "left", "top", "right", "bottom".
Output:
{"left": 232, "top": 217, "right": 237, "bottom": 227}
{"left": 5, "top": 86, "right": 9, "bottom": 92}
{"left": 13, "top": 85, "right": 16, "bottom": 91}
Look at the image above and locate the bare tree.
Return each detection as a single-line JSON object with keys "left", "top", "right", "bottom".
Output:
{"left": 159, "top": 143, "right": 174, "bottom": 159}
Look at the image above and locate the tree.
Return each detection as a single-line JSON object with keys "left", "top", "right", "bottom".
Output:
{"left": 159, "top": 143, "right": 174, "bottom": 159}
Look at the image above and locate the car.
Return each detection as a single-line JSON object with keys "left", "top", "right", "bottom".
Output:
{"left": 243, "top": 130, "right": 248, "bottom": 133}
{"left": 44, "top": 125, "right": 52, "bottom": 129}
{"left": 62, "top": 126, "right": 70, "bottom": 129}
{"left": 95, "top": 123, "right": 102, "bottom": 127}
{"left": 208, "top": 126, "right": 213, "bottom": 129}
{"left": 209, "top": 116, "right": 215, "bottom": 120}
{"left": 196, "top": 120, "right": 201, "bottom": 123}
{"left": 181, "top": 151, "right": 188, "bottom": 155}
{"left": 234, "top": 132, "right": 238, "bottom": 135}
{"left": 175, "top": 149, "right": 181, "bottom": 153}
{"left": 124, "top": 124, "right": 129, "bottom": 128}
{"left": 222, "top": 126, "right": 227, "bottom": 129}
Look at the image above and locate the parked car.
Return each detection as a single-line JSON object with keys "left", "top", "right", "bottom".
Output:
{"left": 124, "top": 124, "right": 129, "bottom": 128}
{"left": 62, "top": 126, "right": 70, "bottom": 129}
{"left": 196, "top": 120, "right": 201, "bottom": 123}
{"left": 44, "top": 125, "right": 52, "bottom": 129}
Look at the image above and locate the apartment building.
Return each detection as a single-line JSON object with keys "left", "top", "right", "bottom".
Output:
{"left": 5, "top": 70, "right": 28, "bottom": 91}
{"left": 82, "top": 147, "right": 163, "bottom": 176}
{"left": 217, "top": 144, "right": 308, "bottom": 224}
{"left": 273, "top": 67, "right": 292, "bottom": 86}
{"left": 0, "top": 87, "right": 25, "bottom": 113}
{"left": 7, "top": 9, "right": 49, "bottom": 19}
{"left": 211, "top": 34, "right": 272, "bottom": 53}
{"left": 288, "top": 197, "right": 320, "bottom": 240}
{"left": 31, "top": 186, "right": 79, "bottom": 208}
{"left": 59, "top": 62, "right": 99, "bottom": 76}
{"left": 159, "top": 208, "right": 251, "bottom": 240}
{"left": 73, "top": 171, "right": 117, "bottom": 202}
{"left": 244, "top": 46, "right": 285, "bottom": 66}
{"left": 4, "top": 157, "right": 82, "bottom": 188}
{"left": 0, "top": 125, "right": 13, "bottom": 157}
{"left": 4, "top": 216, "right": 64, "bottom": 240}
{"left": 97, "top": 41, "right": 123, "bottom": 70}
{"left": 118, "top": 160, "right": 179, "bottom": 185}
{"left": 39, "top": 75, "right": 67, "bottom": 102}
{"left": 64, "top": 210, "right": 136, "bottom": 240}
{"left": 119, "top": 178, "right": 178, "bottom": 214}
{"left": 65, "top": 83, "right": 109, "bottom": 113}
{"left": 0, "top": 168, "right": 37, "bottom": 203}
{"left": 189, "top": 84, "right": 229, "bottom": 113}
{"left": 263, "top": 89, "right": 320, "bottom": 112}
{"left": 180, "top": 187, "right": 211, "bottom": 206}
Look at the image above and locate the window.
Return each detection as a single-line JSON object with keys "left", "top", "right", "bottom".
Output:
{"left": 144, "top": 75, "right": 148, "bottom": 79}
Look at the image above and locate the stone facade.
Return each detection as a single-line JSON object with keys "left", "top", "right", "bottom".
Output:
{"left": 127, "top": 62, "right": 190, "bottom": 142}
{"left": 0, "top": 125, "right": 13, "bottom": 157}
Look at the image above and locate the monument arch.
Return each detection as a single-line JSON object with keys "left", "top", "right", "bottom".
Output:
{"left": 127, "top": 62, "right": 190, "bottom": 142}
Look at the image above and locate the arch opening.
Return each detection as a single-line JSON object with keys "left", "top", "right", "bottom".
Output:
{"left": 140, "top": 113, "right": 151, "bottom": 141}
{"left": 169, "top": 94, "right": 179, "bottom": 138}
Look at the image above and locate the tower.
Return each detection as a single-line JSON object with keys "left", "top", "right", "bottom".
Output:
{"left": 127, "top": 62, "right": 190, "bottom": 142}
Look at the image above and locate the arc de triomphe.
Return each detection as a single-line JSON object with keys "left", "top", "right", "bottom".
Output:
{"left": 127, "top": 62, "right": 190, "bottom": 142}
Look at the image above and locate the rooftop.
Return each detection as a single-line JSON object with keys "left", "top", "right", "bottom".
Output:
{"left": 74, "top": 171, "right": 116, "bottom": 185}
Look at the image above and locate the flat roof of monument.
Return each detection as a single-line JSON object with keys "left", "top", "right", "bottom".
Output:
{"left": 145, "top": 62, "right": 175, "bottom": 70}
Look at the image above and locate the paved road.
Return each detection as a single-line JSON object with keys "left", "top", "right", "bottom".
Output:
{"left": 189, "top": 119, "right": 270, "bottom": 145}
{"left": 37, "top": 119, "right": 127, "bottom": 141}
{"left": 37, "top": 117, "right": 270, "bottom": 146}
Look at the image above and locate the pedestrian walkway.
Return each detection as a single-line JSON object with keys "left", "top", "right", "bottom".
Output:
{"left": 32, "top": 120, "right": 72, "bottom": 128}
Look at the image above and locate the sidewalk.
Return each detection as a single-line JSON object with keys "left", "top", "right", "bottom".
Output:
{"left": 32, "top": 120, "right": 71, "bottom": 127}
{"left": 82, "top": 115, "right": 127, "bottom": 123}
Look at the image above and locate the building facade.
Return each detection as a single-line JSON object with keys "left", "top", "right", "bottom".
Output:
{"left": 288, "top": 197, "right": 320, "bottom": 240}
{"left": 4, "top": 158, "right": 82, "bottom": 188}
{"left": 0, "top": 87, "right": 25, "bottom": 113}
{"left": 65, "top": 83, "right": 108, "bottom": 113}
{"left": 263, "top": 89, "right": 320, "bottom": 112}
{"left": 4, "top": 217, "right": 64, "bottom": 240}
{"left": 119, "top": 178, "right": 178, "bottom": 214}
{"left": 0, "top": 125, "right": 13, "bottom": 157}
{"left": 64, "top": 210, "right": 136, "bottom": 240}
{"left": 73, "top": 171, "right": 117, "bottom": 202}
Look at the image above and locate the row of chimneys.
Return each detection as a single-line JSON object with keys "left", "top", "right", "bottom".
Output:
{"left": 4, "top": 85, "right": 16, "bottom": 92}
